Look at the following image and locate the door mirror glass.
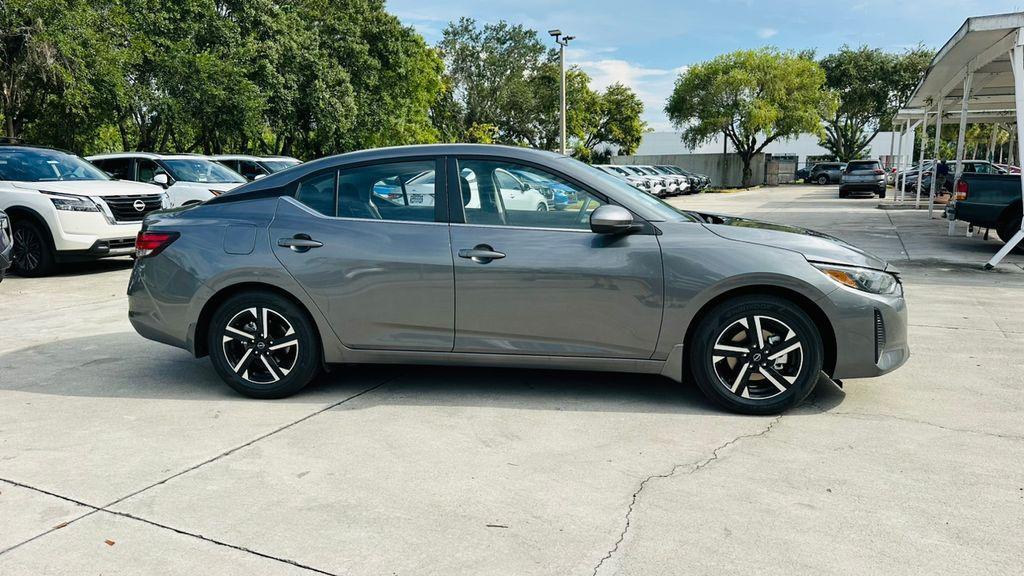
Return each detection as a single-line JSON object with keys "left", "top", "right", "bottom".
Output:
{"left": 590, "top": 204, "right": 636, "bottom": 234}
{"left": 152, "top": 173, "right": 169, "bottom": 187}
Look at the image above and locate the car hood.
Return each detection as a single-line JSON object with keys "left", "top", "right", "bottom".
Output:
{"left": 697, "top": 213, "right": 890, "bottom": 271}
{"left": 12, "top": 179, "right": 164, "bottom": 197}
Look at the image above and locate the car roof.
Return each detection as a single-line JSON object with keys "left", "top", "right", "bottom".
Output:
{"left": 86, "top": 152, "right": 214, "bottom": 161}
{"left": 238, "top": 144, "right": 565, "bottom": 190}
{"left": 0, "top": 143, "right": 75, "bottom": 155}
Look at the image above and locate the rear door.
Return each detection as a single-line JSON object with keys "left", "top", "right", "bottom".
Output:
{"left": 270, "top": 157, "right": 455, "bottom": 351}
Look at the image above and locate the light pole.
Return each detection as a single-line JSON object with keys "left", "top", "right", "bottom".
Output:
{"left": 548, "top": 29, "right": 574, "bottom": 155}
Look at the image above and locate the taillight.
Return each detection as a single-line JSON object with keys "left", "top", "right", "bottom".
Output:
{"left": 955, "top": 180, "right": 968, "bottom": 200}
{"left": 873, "top": 169, "right": 884, "bottom": 175}
{"left": 923, "top": 171, "right": 932, "bottom": 177}
{"left": 135, "top": 231, "right": 178, "bottom": 258}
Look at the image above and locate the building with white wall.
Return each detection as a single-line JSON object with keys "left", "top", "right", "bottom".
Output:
{"left": 634, "top": 130, "right": 914, "bottom": 168}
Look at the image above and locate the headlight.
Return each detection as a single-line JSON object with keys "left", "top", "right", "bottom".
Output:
{"left": 812, "top": 263, "right": 900, "bottom": 295}
{"left": 45, "top": 192, "right": 100, "bottom": 212}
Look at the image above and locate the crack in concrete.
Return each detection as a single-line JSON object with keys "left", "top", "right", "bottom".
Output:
{"left": 885, "top": 210, "right": 911, "bottom": 261}
{"left": 0, "top": 376, "right": 396, "bottom": 573}
{"left": 0, "top": 479, "right": 339, "bottom": 575}
{"left": 591, "top": 415, "right": 782, "bottom": 576}
{"left": 804, "top": 403, "right": 1024, "bottom": 441}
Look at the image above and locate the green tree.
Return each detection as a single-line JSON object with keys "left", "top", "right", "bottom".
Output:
{"left": 819, "top": 45, "right": 932, "bottom": 161}
{"left": 666, "top": 48, "right": 835, "bottom": 186}
{"left": 1, "top": 0, "right": 120, "bottom": 145}
{"left": 437, "top": 19, "right": 647, "bottom": 156}
{"left": 437, "top": 17, "right": 547, "bottom": 145}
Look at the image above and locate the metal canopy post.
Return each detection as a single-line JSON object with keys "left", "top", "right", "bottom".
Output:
{"left": 928, "top": 98, "right": 945, "bottom": 218}
{"left": 987, "top": 31, "right": 1024, "bottom": 268}
{"left": 949, "top": 71, "right": 974, "bottom": 234}
{"left": 896, "top": 120, "right": 907, "bottom": 201}
{"left": 915, "top": 111, "right": 930, "bottom": 208}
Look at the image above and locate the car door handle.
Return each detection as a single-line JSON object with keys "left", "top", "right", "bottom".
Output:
{"left": 278, "top": 235, "right": 323, "bottom": 252}
{"left": 458, "top": 245, "right": 505, "bottom": 263}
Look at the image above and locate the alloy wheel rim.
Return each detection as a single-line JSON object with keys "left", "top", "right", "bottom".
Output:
{"left": 711, "top": 315, "right": 804, "bottom": 401}
{"left": 222, "top": 307, "right": 299, "bottom": 385}
{"left": 13, "top": 227, "right": 41, "bottom": 271}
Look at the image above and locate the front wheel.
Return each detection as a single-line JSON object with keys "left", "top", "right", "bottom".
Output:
{"left": 536, "top": 203, "right": 548, "bottom": 211}
{"left": 816, "top": 175, "right": 829, "bottom": 185}
{"left": 207, "top": 291, "right": 321, "bottom": 398}
{"left": 688, "top": 295, "right": 823, "bottom": 415}
{"left": 11, "top": 219, "right": 55, "bottom": 277}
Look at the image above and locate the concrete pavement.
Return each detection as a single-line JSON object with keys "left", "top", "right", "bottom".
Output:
{"left": 0, "top": 184, "right": 1021, "bottom": 575}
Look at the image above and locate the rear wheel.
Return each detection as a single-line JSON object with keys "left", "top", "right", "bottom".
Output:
{"left": 816, "top": 174, "right": 829, "bottom": 185}
{"left": 536, "top": 202, "right": 548, "bottom": 211}
{"left": 11, "top": 219, "right": 55, "bottom": 277}
{"left": 207, "top": 291, "right": 321, "bottom": 398}
{"left": 688, "top": 295, "right": 823, "bottom": 415}
{"left": 997, "top": 214, "right": 1023, "bottom": 253}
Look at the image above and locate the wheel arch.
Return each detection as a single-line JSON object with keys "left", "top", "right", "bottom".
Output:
{"left": 193, "top": 281, "right": 323, "bottom": 361}
{"left": 682, "top": 284, "right": 838, "bottom": 377}
{"left": 997, "top": 199, "right": 1023, "bottom": 228}
{"left": 3, "top": 205, "right": 55, "bottom": 249}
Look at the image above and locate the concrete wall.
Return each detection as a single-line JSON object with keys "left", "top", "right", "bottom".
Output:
{"left": 612, "top": 153, "right": 767, "bottom": 188}
{"left": 634, "top": 130, "right": 913, "bottom": 169}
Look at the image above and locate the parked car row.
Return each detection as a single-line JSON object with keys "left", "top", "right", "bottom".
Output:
{"left": 88, "top": 152, "right": 300, "bottom": 207}
{"left": 592, "top": 164, "right": 710, "bottom": 197}
{"left": 0, "top": 142, "right": 302, "bottom": 276}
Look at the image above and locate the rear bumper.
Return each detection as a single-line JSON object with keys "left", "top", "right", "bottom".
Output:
{"left": 840, "top": 182, "right": 886, "bottom": 194}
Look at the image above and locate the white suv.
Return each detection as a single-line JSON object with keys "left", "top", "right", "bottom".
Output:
{"left": 88, "top": 152, "right": 246, "bottom": 207}
{"left": 0, "top": 145, "right": 167, "bottom": 276}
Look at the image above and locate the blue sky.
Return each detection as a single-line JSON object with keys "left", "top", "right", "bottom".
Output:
{"left": 387, "top": 0, "right": 1023, "bottom": 129}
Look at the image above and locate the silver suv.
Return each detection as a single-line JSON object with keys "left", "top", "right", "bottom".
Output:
{"left": 840, "top": 160, "right": 887, "bottom": 198}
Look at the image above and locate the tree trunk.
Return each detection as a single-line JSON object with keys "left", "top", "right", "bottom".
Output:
{"left": 740, "top": 154, "right": 753, "bottom": 188}
{"left": 5, "top": 113, "right": 13, "bottom": 138}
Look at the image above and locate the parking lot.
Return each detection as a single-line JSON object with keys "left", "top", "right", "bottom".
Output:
{"left": 1, "top": 183, "right": 1022, "bottom": 575}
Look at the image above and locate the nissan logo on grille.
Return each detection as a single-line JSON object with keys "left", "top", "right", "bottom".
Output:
{"left": 133, "top": 199, "right": 146, "bottom": 212}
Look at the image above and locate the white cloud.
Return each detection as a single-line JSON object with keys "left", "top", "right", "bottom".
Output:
{"left": 573, "top": 58, "right": 689, "bottom": 130}
{"left": 757, "top": 27, "right": 778, "bottom": 39}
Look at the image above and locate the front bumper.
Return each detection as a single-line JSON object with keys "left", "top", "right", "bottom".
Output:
{"left": 822, "top": 284, "right": 909, "bottom": 379}
{"left": 52, "top": 210, "right": 142, "bottom": 255}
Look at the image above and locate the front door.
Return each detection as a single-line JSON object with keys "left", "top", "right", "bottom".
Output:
{"left": 449, "top": 158, "right": 664, "bottom": 359}
{"left": 270, "top": 158, "right": 455, "bottom": 351}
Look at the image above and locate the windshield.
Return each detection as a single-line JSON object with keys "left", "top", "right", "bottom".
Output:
{"left": 0, "top": 148, "right": 110, "bottom": 182}
{"left": 163, "top": 159, "right": 246, "bottom": 183}
{"left": 260, "top": 159, "right": 301, "bottom": 173}
{"left": 566, "top": 159, "right": 697, "bottom": 222}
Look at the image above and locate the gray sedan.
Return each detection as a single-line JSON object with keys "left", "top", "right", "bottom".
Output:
{"left": 128, "top": 145, "right": 908, "bottom": 414}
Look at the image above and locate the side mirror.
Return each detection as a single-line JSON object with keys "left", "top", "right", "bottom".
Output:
{"left": 254, "top": 173, "right": 267, "bottom": 180}
{"left": 590, "top": 204, "right": 638, "bottom": 234}
{"left": 152, "top": 173, "right": 170, "bottom": 188}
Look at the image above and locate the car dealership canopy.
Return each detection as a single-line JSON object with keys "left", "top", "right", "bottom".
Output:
{"left": 892, "top": 11, "right": 1024, "bottom": 268}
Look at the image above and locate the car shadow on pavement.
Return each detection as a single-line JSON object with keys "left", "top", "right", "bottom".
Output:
{"left": 0, "top": 331, "right": 846, "bottom": 415}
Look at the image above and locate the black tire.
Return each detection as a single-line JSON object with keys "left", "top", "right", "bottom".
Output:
{"left": 838, "top": 189, "right": 849, "bottom": 198}
{"left": 997, "top": 214, "right": 1023, "bottom": 252}
{"left": 816, "top": 174, "right": 829, "bottom": 185}
{"left": 688, "top": 295, "right": 823, "bottom": 415}
{"left": 207, "top": 291, "right": 321, "bottom": 399}
{"left": 878, "top": 190, "right": 886, "bottom": 199}
{"left": 536, "top": 203, "right": 548, "bottom": 211}
{"left": 11, "top": 219, "right": 56, "bottom": 277}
